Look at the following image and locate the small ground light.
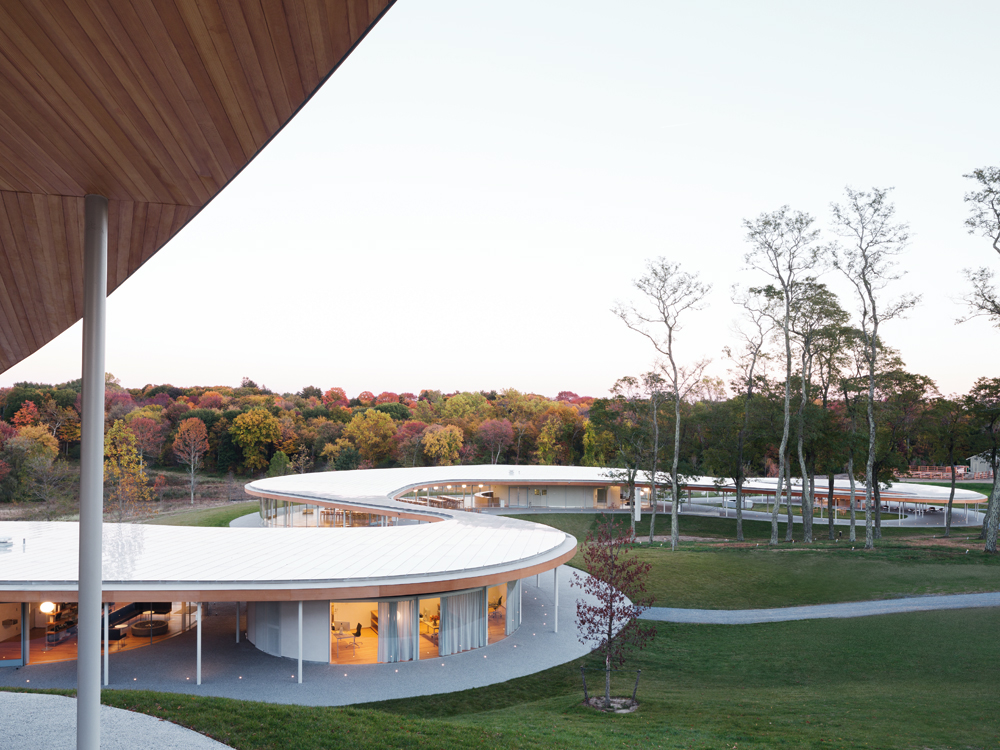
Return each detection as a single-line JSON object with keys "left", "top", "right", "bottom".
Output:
{"left": 395, "top": 669, "right": 398, "bottom": 672}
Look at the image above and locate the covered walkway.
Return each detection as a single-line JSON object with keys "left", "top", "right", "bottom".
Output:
{"left": 0, "top": 568, "right": 586, "bottom": 707}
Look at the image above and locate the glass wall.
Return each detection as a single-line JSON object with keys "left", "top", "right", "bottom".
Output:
{"left": 0, "top": 602, "right": 23, "bottom": 665}
{"left": 330, "top": 601, "right": 377, "bottom": 664}
{"left": 418, "top": 597, "right": 441, "bottom": 660}
{"left": 487, "top": 584, "right": 507, "bottom": 644}
{"left": 439, "top": 589, "right": 487, "bottom": 656}
{"left": 505, "top": 580, "right": 522, "bottom": 635}
{"left": 376, "top": 600, "right": 417, "bottom": 663}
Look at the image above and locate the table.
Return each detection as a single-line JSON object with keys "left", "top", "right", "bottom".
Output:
{"left": 333, "top": 630, "right": 356, "bottom": 656}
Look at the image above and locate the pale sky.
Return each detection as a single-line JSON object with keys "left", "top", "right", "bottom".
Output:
{"left": 3, "top": 0, "right": 997, "bottom": 399}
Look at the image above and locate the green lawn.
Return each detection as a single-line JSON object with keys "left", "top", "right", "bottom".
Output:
{"left": 11, "top": 609, "right": 998, "bottom": 749}
{"left": 514, "top": 514, "right": 1000, "bottom": 609}
{"left": 912, "top": 480, "right": 994, "bottom": 496}
{"left": 143, "top": 502, "right": 258, "bottom": 527}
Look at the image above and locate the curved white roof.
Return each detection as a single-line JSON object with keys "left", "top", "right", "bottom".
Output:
{"left": 0, "top": 465, "right": 985, "bottom": 602}
{"left": 247, "top": 464, "right": 989, "bottom": 505}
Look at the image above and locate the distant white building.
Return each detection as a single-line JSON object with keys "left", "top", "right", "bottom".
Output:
{"left": 968, "top": 454, "right": 995, "bottom": 476}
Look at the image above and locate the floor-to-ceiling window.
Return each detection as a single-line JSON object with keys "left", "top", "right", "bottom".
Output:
{"left": 330, "top": 601, "right": 377, "bottom": 664}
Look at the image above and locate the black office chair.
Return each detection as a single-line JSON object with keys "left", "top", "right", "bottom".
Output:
{"left": 354, "top": 623, "right": 362, "bottom": 641}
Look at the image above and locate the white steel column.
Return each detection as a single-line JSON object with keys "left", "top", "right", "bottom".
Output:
{"left": 20, "top": 603, "right": 29, "bottom": 665}
{"left": 103, "top": 603, "right": 109, "bottom": 686}
{"left": 553, "top": 567, "right": 559, "bottom": 633}
{"left": 236, "top": 602, "right": 240, "bottom": 643}
{"left": 413, "top": 598, "right": 420, "bottom": 660}
{"left": 78, "top": 194, "right": 107, "bottom": 750}
{"left": 196, "top": 603, "right": 202, "bottom": 685}
{"left": 297, "top": 601, "right": 303, "bottom": 684}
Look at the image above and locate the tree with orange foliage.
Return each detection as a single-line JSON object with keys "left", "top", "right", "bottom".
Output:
{"left": 173, "top": 417, "right": 209, "bottom": 504}
{"left": 12, "top": 401, "right": 40, "bottom": 428}
{"left": 357, "top": 391, "right": 376, "bottom": 406}
{"left": 375, "top": 391, "right": 399, "bottom": 405}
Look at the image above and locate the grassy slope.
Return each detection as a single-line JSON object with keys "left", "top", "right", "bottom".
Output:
{"left": 8, "top": 504, "right": 999, "bottom": 748}
{"left": 13, "top": 610, "right": 997, "bottom": 749}
{"left": 142, "top": 501, "right": 258, "bottom": 527}
{"left": 515, "top": 513, "right": 1000, "bottom": 609}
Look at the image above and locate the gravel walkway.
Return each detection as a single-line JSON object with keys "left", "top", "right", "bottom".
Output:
{"left": 641, "top": 591, "right": 1000, "bottom": 624}
{"left": 0, "top": 692, "right": 231, "bottom": 748}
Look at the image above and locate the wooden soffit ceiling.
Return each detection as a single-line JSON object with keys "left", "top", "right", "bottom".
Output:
{"left": 0, "top": 0, "right": 395, "bottom": 372}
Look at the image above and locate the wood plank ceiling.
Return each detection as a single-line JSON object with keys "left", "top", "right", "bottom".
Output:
{"left": 0, "top": 0, "right": 394, "bottom": 372}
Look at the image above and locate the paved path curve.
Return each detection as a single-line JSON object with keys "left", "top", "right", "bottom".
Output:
{"left": 0, "top": 692, "right": 232, "bottom": 749}
{"left": 641, "top": 592, "right": 1000, "bottom": 624}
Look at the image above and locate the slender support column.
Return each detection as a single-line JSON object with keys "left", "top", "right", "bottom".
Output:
{"left": 103, "top": 603, "right": 109, "bottom": 686}
{"left": 413, "top": 598, "right": 420, "bottom": 660}
{"left": 20, "top": 603, "right": 29, "bottom": 665}
{"left": 553, "top": 567, "right": 559, "bottom": 633}
{"left": 78, "top": 194, "right": 107, "bottom": 750}
{"left": 196, "top": 603, "right": 202, "bottom": 685}
{"left": 297, "top": 601, "right": 303, "bottom": 684}
{"left": 236, "top": 602, "right": 240, "bottom": 643}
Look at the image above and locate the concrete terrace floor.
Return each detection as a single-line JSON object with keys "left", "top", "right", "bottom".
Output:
{"left": 0, "top": 567, "right": 589, "bottom": 707}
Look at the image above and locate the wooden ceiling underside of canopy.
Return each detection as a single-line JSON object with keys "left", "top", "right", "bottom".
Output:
{"left": 0, "top": 0, "right": 394, "bottom": 372}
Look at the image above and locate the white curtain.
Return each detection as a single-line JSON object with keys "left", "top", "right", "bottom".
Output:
{"left": 377, "top": 600, "right": 417, "bottom": 663}
{"left": 396, "top": 599, "right": 416, "bottom": 662}
{"left": 440, "top": 589, "right": 487, "bottom": 656}
{"left": 506, "top": 579, "right": 521, "bottom": 635}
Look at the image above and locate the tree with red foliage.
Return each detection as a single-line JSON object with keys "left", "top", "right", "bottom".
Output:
{"left": 12, "top": 401, "right": 40, "bottom": 428}
{"left": 393, "top": 421, "right": 428, "bottom": 467}
{"left": 476, "top": 419, "right": 514, "bottom": 463}
{"left": 375, "top": 391, "right": 399, "bottom": 405}
{"left": 322, "top": 387, "right": 348, "bottom": 408}
{"left": 128, "top": 416, "right": 166, "bottom": 467}
{"left": 556, "top": 391, "right": 579, "bottom": 402}
{"left": 571, "top": 515, "right": 655, "bottom": 708}
{"left": 357, "top": 391, "right": 375, "bottom": 406}
{"left": 198, "top": 391, "right": 225, "bottom": 410}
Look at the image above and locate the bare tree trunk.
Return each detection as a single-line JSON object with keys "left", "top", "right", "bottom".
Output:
{"left": 945, "top": 454, "right": 956, "bottom": 538}
{"left": 874, "top": 482, "right": 882, "bottom": 539}
{"left": 771, "top": 308, "right": 793, "bottom": 546}
{"left": 864, "top": 363, "right": 876, "bottom": 550}
{"left": 797, "top": 348, "right": 813, "bottom": 543}
{"left": 985, "top": 480, "right": 1000, "bottom": 553}
{"left": 827, "top": 472, "right": 835, "bottom": 540}
{"left": 848, "top": 453, "right": 857, "bottom": 542}
{"left": 629, "top": 475, "right": 636, "bottom": 537}
{"left": 605, "top": 652, "right": 611, "bottom": 709}
{"left": 785, "top": 457, "right": 794, "bottom": 541}
{"left": 648, "top": 393, "right": 659, "bottom": 544}
{"left": 797, "top": 439, "right": 811, "bottom": 543}
{"left": 670, "top": 395, "right": 682, "bottom": 551}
